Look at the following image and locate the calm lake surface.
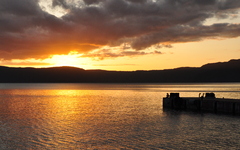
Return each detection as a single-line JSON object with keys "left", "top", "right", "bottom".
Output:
{"left": 0, "top": 83, "right": 240, "bottom": 149}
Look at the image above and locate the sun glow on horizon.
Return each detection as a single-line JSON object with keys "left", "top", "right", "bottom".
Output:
{"left": 48, "top": 52, "right": 82, "bottom": 67}
{"left": 1, "top": 37, "right": 240, "bottom": 71}
{"left": 0, "top": 51, "right": 95, "bottom": 69}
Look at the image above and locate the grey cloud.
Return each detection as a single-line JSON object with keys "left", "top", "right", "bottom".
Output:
{"left": 81, "top": 48, "right": 162, "bottom": 60}
{"left": 52, "top": 0, "right": 72, "bottom": 9}
{"left": 0, "top": 0, "right": 42, "bottom": 16}
{"left": 0, "top": 0, "right": 240, "bottom": 60}
{"left": 194, "top": 0, "right": 216, "bottom": 5}
{"left": 126, "top": 0, "right": 147, "bottom": 3}
{"left": 218, "top": 0, "right": 240, "bottom": 10}
{"left": 132, "top": 23, "right": 240, "bottom": 50}
{"left": 83, "top": 0, "right": 103, "bottom": 5}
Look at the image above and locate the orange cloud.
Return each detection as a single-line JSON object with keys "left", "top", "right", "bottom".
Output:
{"left": 1, "top": 0, "right": 240, "bottom": 60}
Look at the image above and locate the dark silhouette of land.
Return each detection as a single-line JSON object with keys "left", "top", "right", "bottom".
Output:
{"left": 0, "top": 59, "right": 240, "bottom": 83}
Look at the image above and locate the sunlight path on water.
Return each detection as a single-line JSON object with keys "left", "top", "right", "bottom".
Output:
{"left": 0, "top": 83, "right": 240, "bottom": 149}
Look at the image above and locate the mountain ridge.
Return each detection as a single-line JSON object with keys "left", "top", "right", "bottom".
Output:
{"left": 0, "top": 59, "right": 240, "bottom": 83}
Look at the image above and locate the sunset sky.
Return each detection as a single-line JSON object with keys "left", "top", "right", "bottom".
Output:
{"left": 0, "top": 0, "right": 240, "bottom": 71}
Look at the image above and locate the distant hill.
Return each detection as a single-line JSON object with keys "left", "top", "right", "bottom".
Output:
{"left": 0, "top": 59, "right": 240, "bottom": 83}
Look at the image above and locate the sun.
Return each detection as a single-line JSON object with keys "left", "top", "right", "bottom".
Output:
{"left": 49, "top": 52, "right": 82, "bottom": 67}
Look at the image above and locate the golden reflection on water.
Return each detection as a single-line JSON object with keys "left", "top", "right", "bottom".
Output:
{"left": 0, "top": 89, "right": 106, "bottom": 148}
{"left": 40, "top": 91, "right": 79, "bottom": 148}
{"left": 1, "top": 83, "right": 240, "bottom": 149}
{"left": 33, "top": 90, "right": 99, "bottom": 148}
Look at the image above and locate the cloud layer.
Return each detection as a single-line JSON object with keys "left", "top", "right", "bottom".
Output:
{"left": 1, "top": 0, "right": 240, "bottom": 60}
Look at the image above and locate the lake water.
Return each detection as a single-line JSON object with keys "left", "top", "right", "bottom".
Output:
{"left": 0, "top": 83, "right": 240, "bottom": 149}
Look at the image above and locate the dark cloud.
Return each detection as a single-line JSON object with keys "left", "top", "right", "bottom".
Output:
{"left": 131, "top": 23, "right": 240, "bottom": 49}
{"left": 194, "top": 0, "right": 216, "bottom": 5}
{"left": 0, "top": 0, "right": 240, "bottom": 60}
{"left": 0, "top": 0, "right": 42, "bottom": 16}
{"left": 52, "top": 0, "right": 69, "bottom": 9}
{"left": 127, "top": 0, "right": 147, "bottom": 3}
{"left": 81, "top": 48, "right": 162, "bottom": 60}
{"left": 83, "top": 0, "right": 103, "bottom": 5}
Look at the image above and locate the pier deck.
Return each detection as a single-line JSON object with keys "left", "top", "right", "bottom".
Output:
{"left": 163, "top": 93, "right": 240, "bottom": 115}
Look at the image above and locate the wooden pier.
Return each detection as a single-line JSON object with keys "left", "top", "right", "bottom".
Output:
{"left": 163, "top": 93, "right": 240, "bottom": 115}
